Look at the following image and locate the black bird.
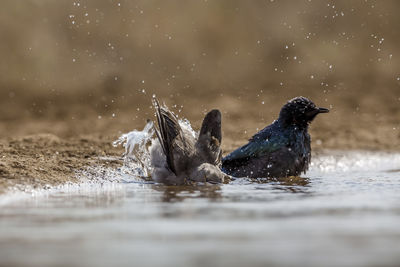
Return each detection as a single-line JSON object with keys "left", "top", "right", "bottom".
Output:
{"left": 150, "top": 98, "right": 227, "bottom": 185}
{"left": 221, "top": 96, "right": 329, "bottom": 178}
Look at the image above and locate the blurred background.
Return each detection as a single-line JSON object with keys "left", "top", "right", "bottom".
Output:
{"left": 0, "top": 0, "right": 399, "bottom": 150}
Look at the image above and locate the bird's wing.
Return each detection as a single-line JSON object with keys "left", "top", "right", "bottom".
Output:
{"left": 222, "top": 134, "right": 288, "bottom": 163}
{"left": 196, "top": 109, "right": 222, "bottom": 165}
{"left": 152, "top": 98, "right": 184, "bottom": 175}
{"left": 198, "top": 109, "right": 222, "bottom": 144}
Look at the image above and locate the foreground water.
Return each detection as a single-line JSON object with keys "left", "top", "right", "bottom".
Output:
{"left": 0, "top": 151, "right": 400, "bottom": 267}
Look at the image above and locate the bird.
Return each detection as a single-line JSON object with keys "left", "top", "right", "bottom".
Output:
{"left": 221, "top": 96, "right": 329, "bottom": 178}
{"left": 150, "top": 98, "right": 228, "bottom": 185}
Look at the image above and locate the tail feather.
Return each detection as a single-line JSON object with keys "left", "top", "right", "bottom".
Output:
{"left": 152, "top": 98, "right": 182, "bottom": 175}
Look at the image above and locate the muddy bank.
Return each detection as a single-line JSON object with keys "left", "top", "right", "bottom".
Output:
{"left": 0, "top": 134, "right": 122, "bottom": 194}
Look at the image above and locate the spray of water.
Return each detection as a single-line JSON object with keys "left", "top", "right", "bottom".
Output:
{"left": 112, "top": 120, "right": 154, "bottom": 178}
{"left": 113, "top": 116, "right": 197, "bottom": 181}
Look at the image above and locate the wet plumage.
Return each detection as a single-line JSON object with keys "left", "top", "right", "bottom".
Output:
{"left": 150, "top": 98, "right": 227, "bottom": 185}
{"left": 222, "top": 97, "right": 329, "bottom": 178}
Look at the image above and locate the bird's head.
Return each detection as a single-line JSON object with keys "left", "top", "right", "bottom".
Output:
{"left": 278, "top": 96, "right": 329, "bottom": 128}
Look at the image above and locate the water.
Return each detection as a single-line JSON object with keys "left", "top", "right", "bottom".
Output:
{"left": 0, "top": 151, "right": 400, "bottom": 267}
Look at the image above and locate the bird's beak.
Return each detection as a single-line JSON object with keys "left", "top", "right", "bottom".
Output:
{"left": 317, "top": 107, "right": 329, "bottom": 113}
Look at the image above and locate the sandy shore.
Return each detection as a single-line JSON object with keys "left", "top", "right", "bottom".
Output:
{"left": 0, "top": 134, "right": 121, "bottom": 194}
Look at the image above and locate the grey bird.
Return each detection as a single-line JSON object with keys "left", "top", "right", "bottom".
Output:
{"left": 221, "top": 96, "right": 329, "bottom": 178}
{"left": 150, "top": 98, "right": 227, "bottom": 185}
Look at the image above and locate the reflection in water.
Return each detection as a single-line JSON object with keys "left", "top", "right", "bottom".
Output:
{"left": 233, "top": 176, "right": 310, "bottom": 186}
{"left": 151, "top": 184, "right": 222, "bottom": 203}
{"left": 231, "top": 176, "right": 311, "bottom": 194}
{"left": 149, "top": 175, "right": 310, "bottom": 202}
{"left": 272, "top": 176, "right": 310, "bottom": 193}
{"left": 386, "top": 168, "right": 400, "bottom": 173}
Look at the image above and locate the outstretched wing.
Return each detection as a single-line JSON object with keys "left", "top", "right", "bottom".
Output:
{"left": 152, "top": 98, "right": 183, "bottom": 175}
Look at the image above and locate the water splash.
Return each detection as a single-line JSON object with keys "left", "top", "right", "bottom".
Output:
{"left": 178, "top": 118, "right": 196, "bottom": 138}
{"left": 112, "top": 116, "right": 197, "bottom": 181}
{"left": 310, "top": 151, "right": 400, "bottom": 173}
{"left": 113, "top": 120, "right": 155, "bottom": 178}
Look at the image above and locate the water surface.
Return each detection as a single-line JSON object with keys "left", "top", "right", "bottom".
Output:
{"left": 1, "top": 151, "right": 400, "bottom": 267}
